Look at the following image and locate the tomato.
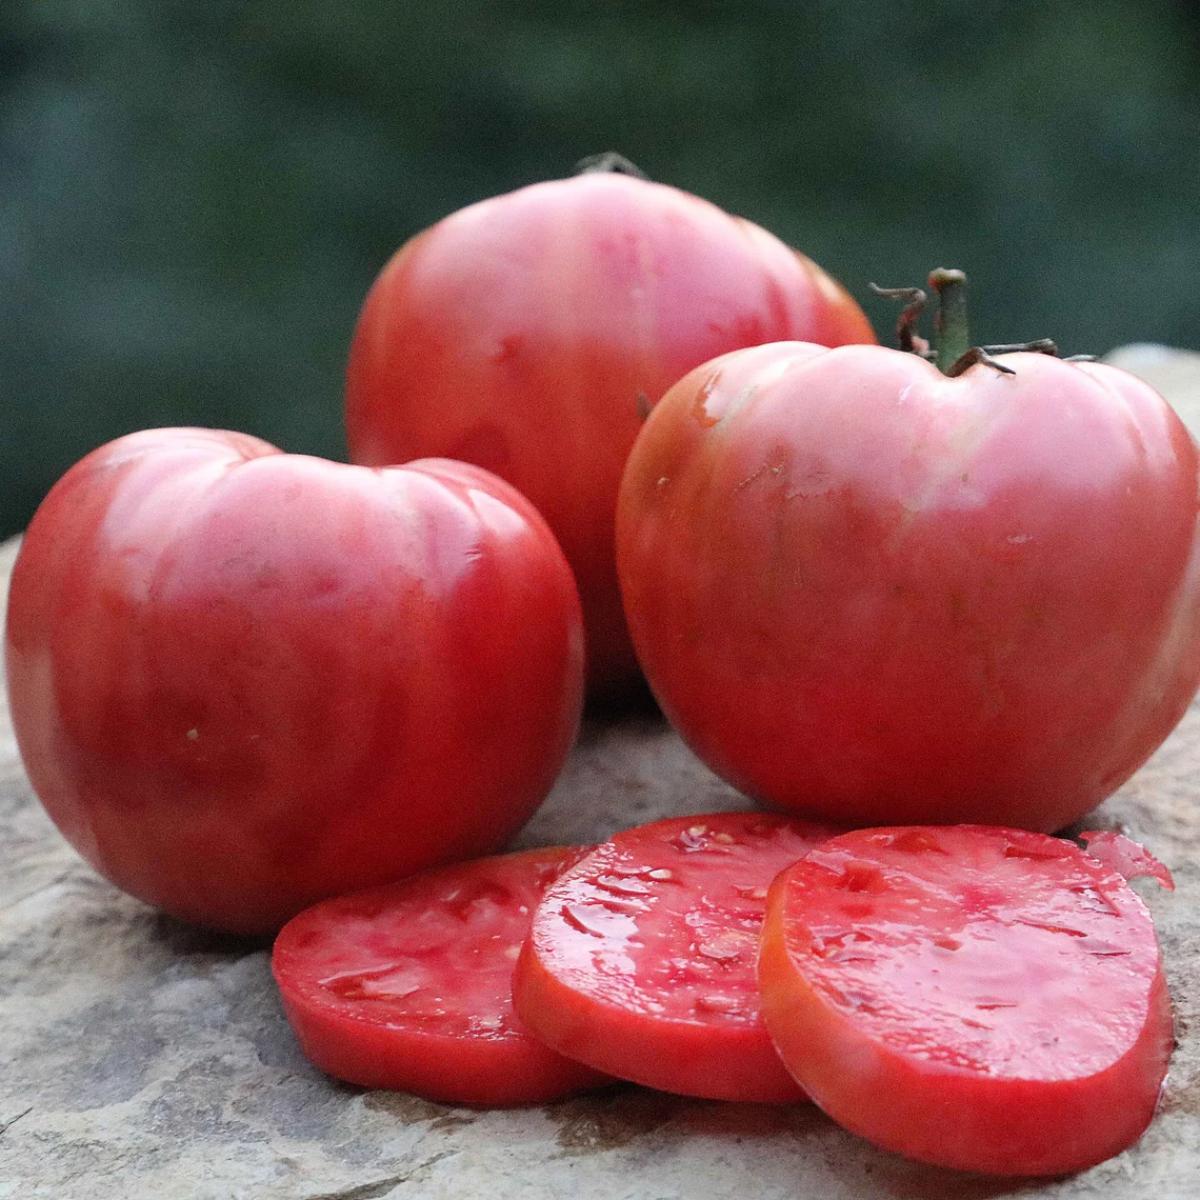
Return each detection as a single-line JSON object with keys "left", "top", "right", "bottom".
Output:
{"left": 272, "top": 847, "right": 609, "bottom": 1105}
{"left": 5, "top": 429, "right": 584, "bottom": 934}
{"left": 345, "top": 164, "right": 875, "bottom": 695}
{"left": 617, "top": 337, "right": 1200, "bottom": 830}
{"left": 758, "top": 825, "right": 1174, "bottom": 1175}
{"left": 512, "top": 811, "right": 836, "bottom": 1101}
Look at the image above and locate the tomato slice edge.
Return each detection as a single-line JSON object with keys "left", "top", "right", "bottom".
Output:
{"left": 758, "top": 826, "right": 1174, "bottom": 1175}
{"left": 272, "top": 845, "right": 609, "bottom": 1106}
{"left": 514, "top": 811, "right": 838, "bottom": 1102}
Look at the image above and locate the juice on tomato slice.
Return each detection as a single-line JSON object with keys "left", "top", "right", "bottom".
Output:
{"left": 514, "top": 811, "right": 838, "bottom": 1102}
{"left": 272, "top": 847, "right": 610, "bottom": 1106}
{"left": 759, "top": 825, "right": 1173, "bottom": 1175}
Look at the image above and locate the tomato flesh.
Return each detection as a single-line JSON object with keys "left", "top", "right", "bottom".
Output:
{"left": 513, "top": 812, "right": 837, "bottom": 1101}
{"left": 272, "top": 847, "right": 609, "bottom": 1106}
{"left": 759, "top": 825, "right": 1173, "bottom": 1175}
{"left": 1079, "top": 829, "right": 1175, "bottom": 890}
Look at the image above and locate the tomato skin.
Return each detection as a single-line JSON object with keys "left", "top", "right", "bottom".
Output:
{"left": 273, "top": 847, "right": 609, "bottom": 1106}
{"left": 345, "top": 172, "right": 875, "bottom": 694}
{"left": 5, "top": 429, "right": 584, "bottom": 934}
{"left": 617, "top": 343, "right": 1200, "bottom": 829}
{"left": 513, "top": 811, "right": 837, "bottom": 1102}
{"left": 758, "top": 826, "right": 1173, "bottom": 1176}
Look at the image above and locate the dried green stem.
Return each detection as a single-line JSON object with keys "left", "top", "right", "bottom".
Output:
{"left": 928, "top": 269, "right": 970, "bottom": 373}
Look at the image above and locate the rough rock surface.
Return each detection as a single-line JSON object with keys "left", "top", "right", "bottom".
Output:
{"left": 2, "top": 348, "right": 1199, "bottom": 1199}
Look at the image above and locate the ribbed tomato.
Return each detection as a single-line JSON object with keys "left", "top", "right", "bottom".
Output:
{"left": 345, "top": 162, "right": 875, "bottom": 694}
{"left": 6, "top": 429, "right": 584, "bottom": 933}
{"left": 617, "top": 335, "right": 1200, "bottom": 830}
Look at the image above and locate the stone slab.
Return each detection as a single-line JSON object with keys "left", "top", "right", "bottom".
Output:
{"left": 2, "top": 349, "right": 1199, "bottom": 1198}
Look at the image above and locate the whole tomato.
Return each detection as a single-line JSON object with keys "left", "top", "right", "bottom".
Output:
{"left": 617, "top": 273, "right": 1200, "bottom": 831}
{"left": 5, "top": 429, "right": 584, "bottom": 934}
{"left": 345, "top": 158, "right": 875, "bottom": 696}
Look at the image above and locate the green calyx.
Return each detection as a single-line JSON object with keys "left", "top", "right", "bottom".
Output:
{"left": 869, "top": 269, "right": 1087, "bottom": 377}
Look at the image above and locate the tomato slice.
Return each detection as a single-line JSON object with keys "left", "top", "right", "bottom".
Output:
{"left": 513, "top": 812, "right": 838, "bottom": 1101}
{"left": 1079, "top": 829, "right": 1175, "bottom": 890}
{"left": 271, "top": 847, "right": 610, "bottom": 1106}
{"left": 759, "top": 825, "right": 1174, "bottom": 1175}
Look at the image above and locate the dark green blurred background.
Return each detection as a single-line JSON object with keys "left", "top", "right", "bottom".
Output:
{"left": 3, "top": 1, "right": 1198, "bottom": 537}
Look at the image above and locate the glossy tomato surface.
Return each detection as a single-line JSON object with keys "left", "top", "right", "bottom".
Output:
{"left": 345, "top": 171, "right": 875, "bottom": 694}
{"left": 618, "top": 342, "right": 1200, "bottom": 829}
{"left": 758, "top": 825, "right": 1174, "bottom": 1175}
{"left": 6, "top": 429, "right": 584, "bottom": 934}
{"left": 1078, "top": 829, "right": 1176, "bottom": 889}
{"left": 273, "top": 847, "right": 609, "bottom": 1105}
{"left": 513, "top": 811, "right": 836, "bottom": 1101}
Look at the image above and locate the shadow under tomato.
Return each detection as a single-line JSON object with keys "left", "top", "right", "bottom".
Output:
{"left": 584, "top": 675, "right": 661, "bottom": 724}
{"left": 148, "top": 909, "right": 271, "bottom": 957}
{"left": 543, "top": 1084, "right": 1066, "bottom": 1196}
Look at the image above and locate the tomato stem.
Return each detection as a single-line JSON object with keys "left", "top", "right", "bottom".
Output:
{"left": 868, "top": 284, "right": 928, "bottom": 355}
{"left": 575, "top": 152, "right": 648, "bottom": 179}
{"left": 875, "top": 270, "right": 1081, "bottom": 376}
{"left": 928, "top": 269, "right": 970, "bottom": 374}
